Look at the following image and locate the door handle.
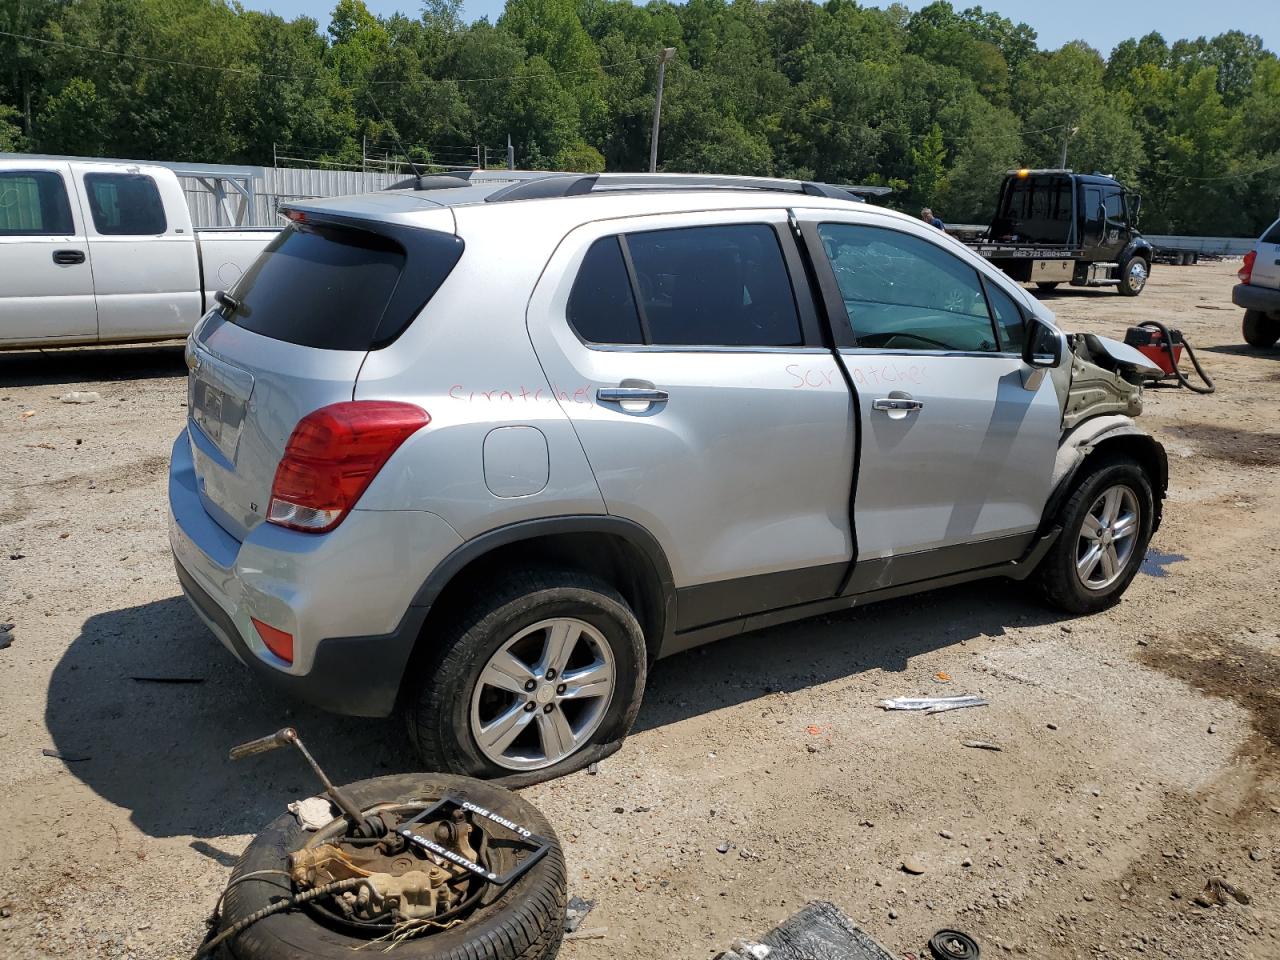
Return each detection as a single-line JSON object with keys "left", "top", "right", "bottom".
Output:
{"left": 597, "top": 386, "right": 669, "bottom": 404}
{"left": 52, "top": 249, "right": 86, "bottom": 265}
{"left": 872, "top": 398, "right": 924, "bottom": 412}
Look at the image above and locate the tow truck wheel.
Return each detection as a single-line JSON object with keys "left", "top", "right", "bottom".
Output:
{"left": 1035, "top": 282, "right": 1060, "bottom": 292}
{"left": 1033, "top": 457, "right": 1154, "bottom": 614}
{"left": 1118, "top": 256, "right": 1149, "bottom": 296}
{"left": 1243, "top": 310, "right": 1280, "bottom": 349}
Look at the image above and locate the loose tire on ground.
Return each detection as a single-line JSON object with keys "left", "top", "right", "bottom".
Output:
{"left": 405, "top": 569, "right": 647, "bottom": 788}
{"left": 1243, "top": 309, "right": 1280, "bottom": 349}
{"left": 1032, "top": 458, "right": 1155, "bottom": 615}
{"left": 219, "top": 773, "right": 566, "bottom": 960}
{"left": 1118, "top": 256, "right": 1149, "bottom": 296}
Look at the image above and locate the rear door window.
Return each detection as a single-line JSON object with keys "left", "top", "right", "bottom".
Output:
{"left": 83, "top": 173, "right": 167, "bottom": 235}
{"left": 0, "top": 170, "right": 74, "bottom": 236}
{"left": 567, "top": 237, "right": 644, "bottom": 344}
{"left": 624, "top": 224, "right": 803, "bottom": 347}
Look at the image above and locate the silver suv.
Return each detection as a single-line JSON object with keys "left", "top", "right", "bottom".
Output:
{"left": 168, "top": 173, "right": 1168, "bottom": 784}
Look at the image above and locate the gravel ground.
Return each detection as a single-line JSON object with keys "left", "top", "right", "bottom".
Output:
{"left": 1, "top": 260, "right": 1278, "bottom": 960}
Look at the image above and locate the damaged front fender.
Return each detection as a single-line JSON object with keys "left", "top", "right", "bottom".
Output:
{"left": 1044, "top": 415, "right": 1168, "bottom": 535}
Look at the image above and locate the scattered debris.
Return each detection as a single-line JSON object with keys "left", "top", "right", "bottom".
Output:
{"left": 20, "top": 410, "right": 35, "bottom": 419}
{"left": 0, "top": 623, "right": 12, "bottom": 651}
{"left": 878, "top": 695, "right": 989, "bottom": 715}
{"left": 1248, "top": 848, "right": 1264, "bottom": 862}
{"left": 1046, "top": 722, "right": 1059, "bottom": 730}
{"left": 962, "top": 739, "right": 1002, "bottom": 751}
{"left": 8, "top": 553, "right": 24, "bottom": 560}
{"left": 60, "top": 391, "right": 101, "bottom": 404}
{"left": 934, "top": 671, "right": 952, "bottom": 683}
{"left": 131, "top": 675, "right": 206, "bottom": 684}
{"left": 902, "top": 855, "right": 928, "bottom": 875}
{"left": 288, "top": 796, "right": 336, "bottom": 831}
{"left": 1193, "top": 877, "right": 1250, "bottom": 908}
{"left": 717, "top": 842, "right": 734, "bottom": 854}
{"left": 564, "top": 926, "right": 608, "bottom": 941}
{"left": 928, "top": 928, "right": 981, "bottom": 959}
{"left": 565, "top": 895, "right": 595, "bottom": 933}
{"left": 42, "top": 748, "right": 90, "bottom": 762}
{"left": 939, "top": 830, "right": 953, "bottom": 840}
{"left": 717, "top": 901, "right": 897, "bottom": 960}
{"left": 586, "top": 761, "right": 599, "bottom": 775}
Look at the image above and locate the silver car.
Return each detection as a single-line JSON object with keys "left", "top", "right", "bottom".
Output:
{"left": 169, "top": 173, "right": 1167, "bottom": 784}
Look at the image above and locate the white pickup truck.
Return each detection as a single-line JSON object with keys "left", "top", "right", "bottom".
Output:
{"left": 0, "top": 158, "right": 277, "bottom": 349}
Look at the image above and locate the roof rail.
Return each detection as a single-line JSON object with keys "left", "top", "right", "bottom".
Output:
{"left": 483, "top": 172, "right": 869, "bottom": 204}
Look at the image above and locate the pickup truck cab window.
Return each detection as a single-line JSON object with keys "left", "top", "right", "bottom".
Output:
{"left": 0, "top": 170, "right": 74, "bottom": 236}
{"left": 83, "top": 173, "right": 167, "bottom": 235}
{"left": 817, "top": 222, "right": 999, "bottom": 352}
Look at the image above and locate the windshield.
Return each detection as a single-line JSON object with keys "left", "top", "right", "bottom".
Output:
{"left": 992, "top": 176, "right": 1073, "bottom": 244}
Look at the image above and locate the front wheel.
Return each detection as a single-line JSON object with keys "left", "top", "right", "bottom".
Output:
{"left": 1118, "top": 256, "right": 1149, "bottom": 296}
{"left": 1033, "top": 459, "right": 1154, "bottom": 614}
{"left": 1243, "top": 309, "right": 1280, "bottom": 348}
{"left": 405, "top": 569, "right": 647, "bottom": 787}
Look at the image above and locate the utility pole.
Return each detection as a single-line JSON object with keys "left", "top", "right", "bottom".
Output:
{"left": 1059, "top": 125, "right": 1079, "bottom": 169}
{"left": 507, "top": 134, "right": 515, "bottom": 170}
{"left": 649, "top": 47, "right": 677, "bottom": 174}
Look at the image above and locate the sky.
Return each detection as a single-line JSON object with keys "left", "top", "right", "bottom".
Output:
{"left": 240, "top": 0, "right": 1277, "bottom": 56}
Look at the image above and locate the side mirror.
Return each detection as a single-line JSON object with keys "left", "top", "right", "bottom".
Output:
{"left": 1022, "top": 316, "right": 1062, "bottom": 368}
{"left": 1130, "top": 193, "right": 1142, "bottom": 221}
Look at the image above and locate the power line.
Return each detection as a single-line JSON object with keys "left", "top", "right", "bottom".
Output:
{"left": 0, "top": 29, "right": 657, "bottom": 87}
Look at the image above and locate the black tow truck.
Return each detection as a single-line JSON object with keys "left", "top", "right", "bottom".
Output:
{"left": 959, "top": 168, "right": 1155, "bottom": 296}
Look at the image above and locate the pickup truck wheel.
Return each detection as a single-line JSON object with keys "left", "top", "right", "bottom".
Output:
{"left": 1118, "top": 256, "right": 1148, "bottom": 296}
{"left": 1035, "top": 282, "right": 1060, "bottom": 292}
{"left": 1243, "top": 310, "right": 1280, "bottom": 348}
{"left": 1033, "top": 459, "right": 1154, "bottom": 615}
{"left": 405, "top": 569, "right": 646, "bottom": 788}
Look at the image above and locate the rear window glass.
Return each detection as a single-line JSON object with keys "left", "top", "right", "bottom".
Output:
{"left": 225, "top": 224, "right": 408, "bottom": 351}
{"left": 1263, "top": 220, "right": 1280, "bottom": 245}
{"left": 0, "top": 170, "right": 74, "bottom": 236}
{"left": 84, "top": 173, "right": 167, "bottom": 235}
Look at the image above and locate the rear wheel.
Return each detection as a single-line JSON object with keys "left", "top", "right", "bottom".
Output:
{"left": 1118, "top": 256, "right": 1149, "bottom": 296}
{"left": 1035, "top": 281, "right": 1060, "bottom": 292}
{"left": 1243, "top": 309, "right": 1280, "bottom": 348}
{"left": 1033, "top": 459, "right": 1154, "bottom": 614}
{"left": 405, "top": 569, "right": 647, "bottom": 787}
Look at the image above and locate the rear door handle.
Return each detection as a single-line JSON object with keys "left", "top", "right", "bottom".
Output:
{"left": 597, "top": 387, "right": 669, "bottom": 403}
{"left": 872, "top": 398, "right": 924, "bottom": 412}
{"left": 52, "top": 249, "right": 86, "bottom": 265}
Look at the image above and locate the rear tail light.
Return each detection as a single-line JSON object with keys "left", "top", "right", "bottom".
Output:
{"left": 1239, "top": 249, "right": 1256, "bottom": 284}
{"left": 251, "top": 617, "right": 294, "bottom": 664}
{"left": 267, "top": 401, "right": 429, "bottom": 533}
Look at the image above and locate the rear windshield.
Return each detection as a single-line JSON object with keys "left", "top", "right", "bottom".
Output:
{"left": 993, "top": 176, "right": 1073, "bottom": 244}
{"left": 223, "top": 221, "right": 461, "bottom": 351}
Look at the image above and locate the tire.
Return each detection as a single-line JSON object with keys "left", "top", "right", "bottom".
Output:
{"left": 1033, "top": 458, "right": 1154, "bottom": 615}
{"left": 1243, "top": 309, "right": 1280, "bottom": 349}
{"left": 405, "top": 569, "right": 647, "bottom": 788}
{"left": 1035, "top": 281, "right": 1060, "bottom": 292}
{"left": 1118, "top": 256, "right": 1149, "bottom": 296}
{"left": 220, "top": 773, "right": 566, "bottom": 960}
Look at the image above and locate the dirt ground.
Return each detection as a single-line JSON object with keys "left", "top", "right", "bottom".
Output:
{"left": 1, "top": 260, "right": 1278, "bottom": 960}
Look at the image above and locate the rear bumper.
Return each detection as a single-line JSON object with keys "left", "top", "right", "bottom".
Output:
{"left": 167, "top": 430, "right": 462, "bottom": 717}
{"left": 1232, "top": 282, "right": 1280, "bottom": 314}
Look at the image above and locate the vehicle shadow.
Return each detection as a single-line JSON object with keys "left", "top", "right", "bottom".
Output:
{"left": 634, "top": 580, "right": 1056, "bottom": 733}
{"left": 46, "top": 580, "right": 1060, "bottom": 843}
{"left": 1201, "top": 342, "right": 1280, "bottom": 360}
{"left": 0, "top": 343, "right": 186, "bottom": 387}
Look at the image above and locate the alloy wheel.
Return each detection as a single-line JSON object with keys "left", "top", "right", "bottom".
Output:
{"left": 469, "top": 618, "right": 616, "bottom": 771}
{"left": 1075, "top": 485, "right": 1140, "bottom": 590}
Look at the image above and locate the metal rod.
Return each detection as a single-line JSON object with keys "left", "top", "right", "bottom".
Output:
{"left": 229, "top": 727, "right": 367, "bottom": 831}
{"left": 649, "top": 48, "right": 677, "bottom": 174}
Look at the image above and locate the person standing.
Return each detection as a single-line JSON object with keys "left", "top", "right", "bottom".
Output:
{"left": 920, "top": 207, "right": 945, "bottom": 230}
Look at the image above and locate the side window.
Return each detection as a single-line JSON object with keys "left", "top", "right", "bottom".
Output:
{"left": 1103, "top": 192, "right": 1124, "bottom": 222}
{"left": 624, "top": 224, "right": 803, "bottom": 347}
{"left": 816, "top": 223, "right": 999, "bottom": 352}
{"left": 1262, "top": 220, "right": 1280, "bottom": 245}
{"left": 982, "top": 278, "right": 1026, "bottom": 351}
{"left": 566, "top": 237, "right": 644, "bottom": 345}
{"left": 83, "top": 173, "right": 167, "bottom": 235}
{"left": 0, "top": 170, "right": 74, "bottom": 236}
{"left": 1084, "top": 186, "right": 1103, "bottom": 227}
